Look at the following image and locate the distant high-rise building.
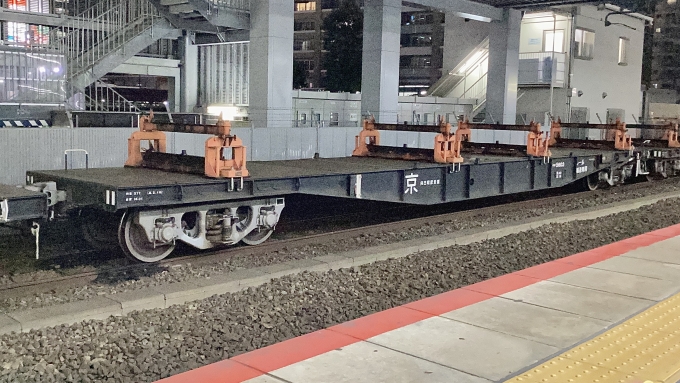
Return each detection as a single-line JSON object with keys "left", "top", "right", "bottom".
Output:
{"left": 399, "top": 8, "right": 445, "bottom": 95}
{"left": 293, "top": 0, "right": 444, "bottom": 93}
{"left": 651, "top": 0, "right": 680, "bottom": 96}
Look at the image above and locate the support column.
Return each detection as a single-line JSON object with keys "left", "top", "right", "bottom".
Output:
{"left": 361, "top": 0, "right": 401, "bottom": 124}
{"left": 485, "top": 9, "right": 521, "bottom": 124}
{"left": 179, "top": 33, "right": 198, "bottom": 113}
{"left": 249, "top": 0, "right": 294, "bottom": 128}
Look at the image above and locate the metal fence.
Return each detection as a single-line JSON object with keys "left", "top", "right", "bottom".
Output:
{"left": 199, "top": 42, "right": 250, "bottom": 106}
{"left": 518, "top": 52, "right": 566, "bottom": 87}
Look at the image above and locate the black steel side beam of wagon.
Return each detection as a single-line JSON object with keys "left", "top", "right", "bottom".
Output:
{"left": 27, "top": 151, "right": 622, "bottom": 210}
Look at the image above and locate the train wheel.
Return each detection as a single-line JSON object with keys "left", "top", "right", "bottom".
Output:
{"left": 585, "top": 172, "right": 600, "bottom": 191}
{"left": 118, "top": 211, "right": 175, "bottom": 262}
{"left": 241, "top": 228, "right": 274, "bottom": 245}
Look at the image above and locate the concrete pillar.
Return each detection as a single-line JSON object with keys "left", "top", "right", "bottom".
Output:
{"left": 485, "top": 9, "right": 520, "bottom": 124}
{"left": 249, "top": 0, "right": 294, "bottom": 128}
{"left": 361, "top": 0, "right": 401, "bottom": 124}
{"left": 443, "top": 14, "right": 489, "bottom": 74}
{"left": 179, "top": 33, "right": 198, "bottom": 113}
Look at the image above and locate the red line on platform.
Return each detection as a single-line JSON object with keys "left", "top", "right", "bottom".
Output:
{"left": 156, "top": 223, "right": 680, "bottom": 383}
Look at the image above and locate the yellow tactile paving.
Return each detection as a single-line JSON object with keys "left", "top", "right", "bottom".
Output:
{"left": 508, "top": 356, "right": 633, "bottom": 383}
{"left": 505, "top": 292, "right": 680, "bottom": 383}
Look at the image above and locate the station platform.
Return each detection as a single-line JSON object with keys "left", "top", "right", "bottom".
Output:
{"left": 158, "top": 224, "right": 680, "bottom": 383}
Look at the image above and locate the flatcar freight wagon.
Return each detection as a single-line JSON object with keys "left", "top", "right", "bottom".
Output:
{"left": 2, "top": 114, "right": 680, "bottom": 262}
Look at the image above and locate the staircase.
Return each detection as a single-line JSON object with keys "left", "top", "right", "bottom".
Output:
{"left": 148, "top": 0, "right": 250, "bottom": 32}
{"left": 49, "top": 0, "right": 250, "bottom": 111}
{"left": 51, "top": 0, "right": 177, "bottom": 91}
{"left": 428, "top": 38, "right": 489, "bottom": 121}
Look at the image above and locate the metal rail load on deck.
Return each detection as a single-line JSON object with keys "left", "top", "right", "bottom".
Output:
{"left": 549, "top": 119, "right": 680, "bottom": 151}
{"left": 352, "top": 117, "right": 551, "bottom": 165}
{"left": 629, "top": 121, "right": 680, "bottom": 148}
{"left": 549, "top": 118, "right": 634, "bottom": 151}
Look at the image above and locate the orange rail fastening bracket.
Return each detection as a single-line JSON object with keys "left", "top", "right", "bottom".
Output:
{"left": 125, "top": 113, "right": 167, "bottom": 167}
{"left": 662, "top": 122, "right": 680, "bottom": 148}
{"left": 548, "top": 118, "right": 562, "bottom": 146}
{"left": 352, "top": 117, "right": 380, "bottom": 157}
{"left": 435, "top": 119, "right": 470, "bottom": 164}
{"left": 611, "top": 118, "right": 633, "bottom": 151}
{"left": 526, "top": 121, "right": 551, "bottom": 158}
{"left": 125, "top": 112, "right": 248, "bottom": 179}
{"left": 204, "top": 120, "right": 248, "bottom": 178}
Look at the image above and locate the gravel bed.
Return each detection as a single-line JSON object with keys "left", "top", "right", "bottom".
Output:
{"left": 0, "top": 200, "right": 679, "bottom": 383}
{"left": 2, "top": 179, "right": 680, "bottom": 313}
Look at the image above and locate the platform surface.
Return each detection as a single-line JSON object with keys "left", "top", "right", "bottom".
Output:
{"left": 156, "top": 224, "right": 680, "bottom": 383}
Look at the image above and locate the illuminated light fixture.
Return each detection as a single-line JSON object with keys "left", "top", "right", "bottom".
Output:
{"left": 53, "top": 67, "right": 60, "bottom": 73}
{"left": 522, "top": 11, "right": 554, "bottom": 19}
{"left": 207, "top": 105, "right": 241, "bottom": 121}
{"left": 38, "top": 67, "right": 46, "bottom": 73}
{"left": 458, "top": 51, "right": 484, "bottom": 74}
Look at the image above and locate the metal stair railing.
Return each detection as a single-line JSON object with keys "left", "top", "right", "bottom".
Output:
{"left": 85, "top": 82, "right": 140, "bottom": 112}
{"left": 428, "top": 37, "right": 489, "bottom": 98}
{"left": 209, "top": 0, "right": 250, "bottom": 9}
{"left": 64, "top": 82, "right": 140, "bottom": 112}
{"left": 50, "top": 0, "right": 161, "bottom": 81}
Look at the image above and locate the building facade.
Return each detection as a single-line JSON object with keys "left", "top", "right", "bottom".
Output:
{"left": 431, "top": 4, "right": 649, "bottom": 126}
{"left": 293, "top": 0, "right": 444, "bottom": 93}
{"left": 651, "top": 0, "right": 680, "bottom": 96}
{"left": 515, "top": 5, "right": 648, "bottom": 126}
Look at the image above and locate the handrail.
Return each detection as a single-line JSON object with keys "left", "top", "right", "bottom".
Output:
{"left": 50, "top": 0, "right": 161, "bottom": 79}
{"left": 428, "top": 37, "right": 489, "bottom": 97}
{"left": 208, "top": 0, "right": 250, "bottom": 11}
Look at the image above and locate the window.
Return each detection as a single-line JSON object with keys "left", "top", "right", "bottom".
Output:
{"left": 400, "top": 56, "right": 432, "bottom": 68}
{"left": 618, "top": 37, "right": 629, "bottom": 65}
{"left": 294, "top": 21, "right": 316, "bottom": 31}
{"left": 574, "top": 28, "right": 595, "bottom": 59}
{"left": 402, "top": 13, "right": 434, "bottom": 26}
{"left": 656, "top": 27, "right": 662, "bottom": 33}
{"left": 401, "top": 34, "right": 433, "bottom": 47}
{"left": 543, "top": 30, "right": 564, "bottom": 52}
{"left": 295, "top": 1, "right": 316, "bottom": 11}
{"left": 296, "top": 59, "right": 316, "bottom": 71}
{"left": 321, "top": 0, "right": 341, "bottom": 9}
{"left": 294, "top": 40, "right": 314, "bottom": 51}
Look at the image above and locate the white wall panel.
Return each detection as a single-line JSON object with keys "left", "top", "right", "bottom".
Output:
{"left": 332, "top": 128, "right": 347, "bottom": 158}
{"left": 419, "top": 132, "right": 436, "bottom": 149}
{"left": 317, "top": 128, "right": 335, "bottom": 158}
{"left": 381, "top": 130, "right": 398, "bottom": 147}
{"left": 251, "top": 128, "right": 272, "bottom": 161}
{"left": 299, "top": 128, "right": 317, "bottom": 159}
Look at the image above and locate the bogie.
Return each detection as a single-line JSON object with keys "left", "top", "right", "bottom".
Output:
{"left": 116, "top": 198, "right": 285, "bottom": 262}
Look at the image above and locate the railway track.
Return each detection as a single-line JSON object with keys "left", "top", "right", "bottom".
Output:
{"left": 2, "top": 177, "right": 679, "bottom": 302}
